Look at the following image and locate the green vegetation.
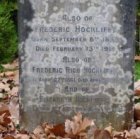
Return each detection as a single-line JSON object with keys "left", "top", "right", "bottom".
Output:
{"left": 135, "top": 1, "right": 140, "bottom": 80}
{"left": 0, "top": 0, "right": 17, "bottom": 64}
{"left": 135, "top": 62, "right": 140, "bottom": 81}
{"left": 0, "top": 65, "right": 4, "bottom": 73}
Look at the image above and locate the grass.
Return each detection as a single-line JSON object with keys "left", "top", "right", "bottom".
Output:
{"left": 135, "top": 61, "right": 140, "bottom": 81}
{"left": 0, "top": 64, "right": 4, "bottom": 72}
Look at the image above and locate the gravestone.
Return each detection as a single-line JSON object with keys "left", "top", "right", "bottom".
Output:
{"left": 19, "top": 0, "right": 136, "bottom": 131}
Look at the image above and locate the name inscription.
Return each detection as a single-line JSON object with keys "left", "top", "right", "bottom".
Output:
{"left": 20, "top": 0, "right": 134, "bottom": 127}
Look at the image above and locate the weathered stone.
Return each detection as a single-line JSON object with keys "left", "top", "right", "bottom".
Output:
{"left": 19, "top": 0, "right": 136, "bottom": 131}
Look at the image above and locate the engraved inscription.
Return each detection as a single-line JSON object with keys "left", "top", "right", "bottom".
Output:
{"left": 19, "top": 0, "right": 136, "bottom": 130}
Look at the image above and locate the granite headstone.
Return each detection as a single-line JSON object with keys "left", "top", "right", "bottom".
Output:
{"left": 19, "top": 0, "right": 136, "bottom": 131}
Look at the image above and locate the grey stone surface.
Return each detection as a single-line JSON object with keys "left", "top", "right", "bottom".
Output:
{"left": 19, "top": 0, "right": 136, "bottom": 131}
